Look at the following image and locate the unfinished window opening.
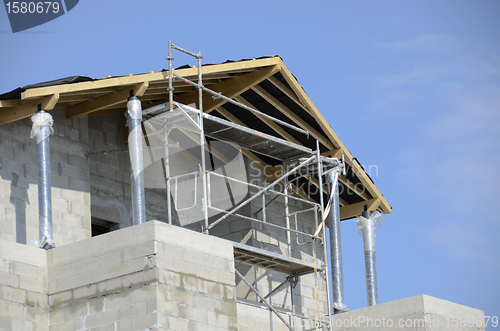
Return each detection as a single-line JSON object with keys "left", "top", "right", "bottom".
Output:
{"left": 91, "top": 217, "right": 117, "bottom": 237}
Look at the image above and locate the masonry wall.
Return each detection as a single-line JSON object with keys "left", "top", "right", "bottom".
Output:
{"left": 0, "top": 108, "right": 91, "bottom": 247}
{"left": 1, "top": 221, "right": 238, "bottom": 330}
{"left": 330, "top": 294, "right": 485, "bottom": 331}
{"left": 0, "top": 108, "right": 329, "bottom": 326}
{"left": 0, "top": 240, "right": 48, "bottom": 330}
{"left": 88, "top": 113, "right": 180, "bottom": 229}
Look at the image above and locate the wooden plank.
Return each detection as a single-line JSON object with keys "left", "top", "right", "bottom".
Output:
{"left": 66, "top": 82, "right": 149, "bottom": 118}
{"left": 252, "top": 85, "right": 335, "bottom": 150}
{"left": 21, "top": 57, "right": 281, "bottom": 100}
{"left": 175, "top": 65, "right": 280, "bottom": 114}
{"left": 0, "top": 100, "right": 22, "bottom": 108}
{"left": 339, "top": 198, "right": 380, "bottom": 220}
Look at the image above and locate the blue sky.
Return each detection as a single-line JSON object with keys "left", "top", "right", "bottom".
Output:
{"left": 1, "top": 0, "right": 499, "bottom": 325}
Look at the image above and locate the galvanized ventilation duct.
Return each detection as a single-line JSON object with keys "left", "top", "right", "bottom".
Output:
{"left": 30, "top": 110, "right": 55, "bottom": 249}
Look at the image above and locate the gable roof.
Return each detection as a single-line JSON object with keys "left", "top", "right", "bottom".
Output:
{"left": 0, "top": 56, "right": 391, "bottom": 219}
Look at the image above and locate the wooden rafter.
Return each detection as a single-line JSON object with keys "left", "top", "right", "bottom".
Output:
{"left": 339, "top": 198, "right": 381, "bottom": 220}
{"left": 233, "top": 96, "right": 301, "bottom": 145}
{"left": 267, "top": 76, "right": 309, "bottom": 112}
{"left": 252, "top": 85, "right": 335, "bottom": 150}
{"left": 66, "top": 82, "right": 149, "bottom": 118}
{"left": 0, "top": 93, "right": 59, "bottom": 125}
{"left": 174, "top": 65, "right": 279, "bottom": 114}
{"left": 0, "top": 100, "right": 22, "bottom": 108}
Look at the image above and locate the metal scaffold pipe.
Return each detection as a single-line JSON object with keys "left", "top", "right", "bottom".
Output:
{"left": 173, "top": 73, "right": 309, "bottom": 137}
{"left": 326, "top": 169, "right": 347, "bottom": 313}
{"left": 31, "top": 108, "right": 55, "bottom": 249}
{"left": 127, "top": 96, "right": 146, "bottom": 225}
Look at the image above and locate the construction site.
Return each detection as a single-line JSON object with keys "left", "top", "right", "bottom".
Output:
{"left": 0, "top": 42, "right": 485, "bottom": 330}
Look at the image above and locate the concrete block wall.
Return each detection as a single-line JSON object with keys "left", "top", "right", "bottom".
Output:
{"left": 88, "top": 114, "right": 133, "bottom": 228}
{"left": 0, "top": 220, "right": 238, "bottom": 330}
{"left": 237, "top": 302, "right": 292, "bottom": 331}
{"left": 0, "top": 239, "right": 49, "bottom": 331}
{"left": 88, "top": 114, "right": 175, "bottom": 229}
{"left": 330, "top": 294, "right": 485, "bottom": 331}
{"left": 0, "top": 108, "right": 91, "bottom": 247}
{"left": 0, "top": 108, "right": 328, "bottom": 324}
{"left": 154, "top": 221, "right": 238, "bottom": 330}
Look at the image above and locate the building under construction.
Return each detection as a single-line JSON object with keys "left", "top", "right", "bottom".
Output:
{"left": 0, "top": 43, "right": 484, "bottom": 331}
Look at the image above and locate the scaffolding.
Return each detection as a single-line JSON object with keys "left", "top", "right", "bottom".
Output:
{"left": 130, "top": 42, "right": 347, "bottom": 331}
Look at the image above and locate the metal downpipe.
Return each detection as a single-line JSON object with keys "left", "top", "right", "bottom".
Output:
{"left": 326, "top": 169, "right": 347, "bottom": 313}
{"left": 361, "top": 210, "right": 378, "bottom": 306}
{"left": 31, "top": 110, "right": 55, "bottom": 249}
{"left": 127, "top": 96, "right": 146, "bottom": 225}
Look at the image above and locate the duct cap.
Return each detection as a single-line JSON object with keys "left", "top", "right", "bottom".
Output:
{"left": 30, "top": 111, "right": 54, "bottom": 144}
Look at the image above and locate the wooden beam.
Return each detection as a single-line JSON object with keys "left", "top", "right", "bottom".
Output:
{"left": 321, "top": 149, "right": 343, "bottom": 159}
{"left": 267, "top": 76, "right": 308, "bottom": 111}
{"left": 252, "top": 85, "right": 335, "bottom": 150}
{"left": 338, "top": 176, "right": 372, "bottom": 201}
{"left": 43, "top": 93, "right": 60, "bottom": 110}
{"left": 134, "top": 81, "right": 149, "bottom": 97}
{"left": 175, "top": 65, "right": 279, "bottom": 114}
{"left": 0, "top": 100, "right": 22, "bottom": 108}
{"left": 0, "top": 94, "right": 59, "bottom": 125}
{"left": 21, "top": 57, "right": 282, "bottom": 100}
{"left": 233, "top": 96, "right": 301, "bottom": 145}
{"left": 66, "top": 82, "right": 149, "bottom": 118}
{"left": 339, "top": 198, "right": 380, "bottom": 220}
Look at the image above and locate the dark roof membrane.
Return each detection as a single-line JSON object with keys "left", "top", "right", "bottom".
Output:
{"left": 0, "top": 76, "right": 94, "bottom": 100}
